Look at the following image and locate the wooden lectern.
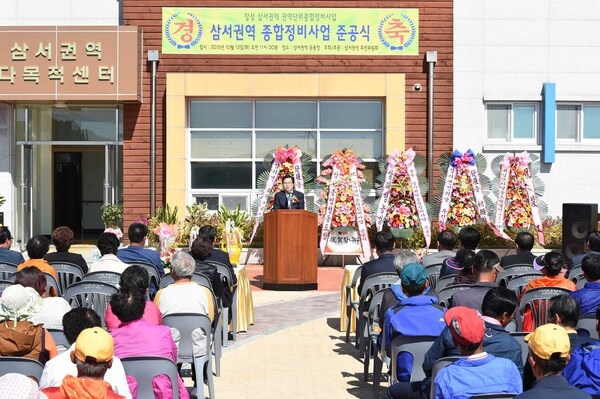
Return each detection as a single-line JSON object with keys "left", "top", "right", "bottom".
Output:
{"left": 263, "top": 210, "right": 318, "bottom": 290}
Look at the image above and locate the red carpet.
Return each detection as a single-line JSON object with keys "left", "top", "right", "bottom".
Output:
{"left": 244, "top": 264, "right": 344, "bottom": 292}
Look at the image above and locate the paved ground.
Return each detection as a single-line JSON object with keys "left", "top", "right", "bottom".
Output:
{"left": 190, "top": 265, "right": 386, "bottom": 398}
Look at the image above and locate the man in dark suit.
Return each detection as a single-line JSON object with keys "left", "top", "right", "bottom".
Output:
{"left": 357, "top": 231, "right": 396, "bottom": 294}
{"left": 500, "top": 231, "right": 536, "bottom": 267}
{"left": 273, "top": 175, "right": 305, "bottom": 210}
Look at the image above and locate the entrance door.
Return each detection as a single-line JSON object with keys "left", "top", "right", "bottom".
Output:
{"left": 19, "top": 144, "right": 32, "bottom": 250}
{"left": 54, "top": 152, "right": 83, "bottom": 237}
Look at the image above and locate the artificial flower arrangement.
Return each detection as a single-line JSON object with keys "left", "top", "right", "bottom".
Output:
{"left": 153, "top": 222, "right": 179, "bottom": 268}
{"left": 490, "top": 151, "right": 547, "bottom": 244}
{"left": 317, "top": 148, "right": 372, "bottom": 257}
{"left": 250, "top": 145, "right": 316, "bottom": 242}
{"left": 374, "top": 148, "right": 432, "bottom": 247}
{"left": 435, "top": 149, "right": 497, "bottom": 232}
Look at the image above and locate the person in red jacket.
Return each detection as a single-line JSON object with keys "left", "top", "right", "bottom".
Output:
{"left": 42, "top": 327, "right": 125, "bottom": 399}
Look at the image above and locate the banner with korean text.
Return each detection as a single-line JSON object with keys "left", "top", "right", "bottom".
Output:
{"left": 162, "top": 8, "right": 419, "bottom": 56}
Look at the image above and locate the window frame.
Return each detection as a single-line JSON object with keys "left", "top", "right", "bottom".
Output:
{"left": 556, "top": 102, "right": 600, "bottom": 143}
{"left": 485, "top": 102, "right": 539, "bottom": 144}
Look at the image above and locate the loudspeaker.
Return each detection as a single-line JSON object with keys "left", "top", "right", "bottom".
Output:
{"left": 562, "top": 203, "right": 598, "bottom": 261}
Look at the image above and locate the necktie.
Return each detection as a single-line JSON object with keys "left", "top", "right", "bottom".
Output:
{"left": 287, "top": 193, "right": 292, "bottom": 209}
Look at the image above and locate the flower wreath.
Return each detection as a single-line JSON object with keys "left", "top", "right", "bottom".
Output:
{"left": 318, "top": 148, "right": 371, "bottom": 257}
{"left": 375, "top": 148, "right": 431, "bottom": 247}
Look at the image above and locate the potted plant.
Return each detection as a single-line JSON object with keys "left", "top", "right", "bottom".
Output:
{"left": 101, "top": 203, "right": 123, "bottom": 240}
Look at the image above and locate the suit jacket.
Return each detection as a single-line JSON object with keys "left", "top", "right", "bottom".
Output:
{"left": 273, "top": 190, "right": 305, "bottom": 210}
{"left": 500, "top": 251, "right": 536, "bottom": 267}
{"left": 357, "top": 252, "right": 396, "bottom": 294}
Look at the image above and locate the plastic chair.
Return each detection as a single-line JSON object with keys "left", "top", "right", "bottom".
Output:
{"left": 0, "top": 262, "right": 18, "bottom": 280}
{"left": 353, "top": 272, "right": 398, "bottom": 357}
{"left": 160, "top": 273, "right": 212, "bottom": 289}
{"left": 435, "top": 274, "right": 455, "bottom": 292}
{"left": 429, "top": 356, "right": 461, "bottom": 398}
{"left": 162, "top": 313, "right": 214, "bottom": 399}
{"left": 345, "top": 265, "right": 363, "bottom": 343}
{"left": 509, "top": 332, "right": 529, "bottom": 366}
{"left": 128, "top": 262, "right": 161, "bottom": 295}
{"left": 497, "top": 266, "right": 541, "bottom": 287}
{"left": 209, "top": 261, "right": 239, "bottom": 343}
{"left": 47, "top": 328, "right": 70, "bottom": 353}
{"left": 0, "top": 279, "right": 13, "bottom": 293}
{"left": 63, "top": 281, "right": 119, "bottom": 328}
{"left": 576, "top": 314, "right": 599, "bottom": 340}
{"left": 44, "top": 272, "right": 61, "bottom": 297}
{"left": 425, "top": 263, "right": 443, "bottom": 290}
{"left": 0, "top": 356, "right": 44, "bottom": 381}
{"left": 362, "top": 289, "right": 386, "bottom": 382}
{"left": 519, "top": 287, "right": 573, "bottom": 330}
{"left": 121, "top": 356, "right": 180, "bottom": 399}
{"left": 82, "top": 271, "right": 121, "bottom": 288}
{"left": 506, "top": 273, "right": 544, "bottom": 297}
{"left": 47, "top": 261, "right": 84, "bottom": 295}
{"left": 437, "top": 284, "right": 471, "bottom": 308}
{"left": 569, "top": 265, "right": 584, "bottom": 284}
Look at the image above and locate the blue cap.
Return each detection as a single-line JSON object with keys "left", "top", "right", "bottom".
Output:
{"left": 401, "top": 263, "right": 427, "bottom": 286}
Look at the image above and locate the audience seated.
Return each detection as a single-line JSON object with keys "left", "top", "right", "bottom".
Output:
{"left": 39, "top": 308, "right": 131, "bottom": 398}
{"left": 570, "top": 253, "right": 600, "bottom": 315}
{"left": 520, "top": 252, "right": 577, "bottom": 331}
{"left": 42, "top": 327, "right": 126, "bottom": 399}
{"left": 563, "top": 303, "right": 600, "bottom": 397}
{"left": 357, "top": 231, "right": 397, "bottom": 295}
{"left": 422, "top": 230, "right": 457, "bottom": 268}
{"left": 89, "top": 233, "right": 130, "bottom": 274}
{"left": 424, "top": 287, "right": 524, "bottom": 391}
{"left": 199, "top": 224, "right": 237, "bottom": 315}
{"left": 523, "top": 295, "right": 591, "bottom": 390}
{"left": 383, "top": 263, "right": 446, "bottom": 384}
{"left": 500, "top": 231, "right": 536, "bottom": 267}
{"left": 514, "top": 323, "right": 591, "bottom": 399}
{"left": 44, "top": 226, "right": 88, "bottom": 274}
{"left": 448, "top": 249, "right": 477, "bottom": 286}
{"left": 378, "top": 250, "right": 421, "bottom": 324}
{"left": 451, "top": 250, "right": 502, "bottom": 311}
{"left": 0, "top": 284, "right": 57, "bottom": 364}
{"left": 110, "top": 290, "right": 189, "bottom": 399}
{"left": 17, "top": 235, "right": 58, "bottom": 296}
{"left": 431, "top": 306, "right": 522, "bottom": 399}
{"left": 15, "top": 267, "right": 71, "bottom": 330}
{"left": 190, "top": 236, "right": 225, "bottom": 301}
{"left": 569, "top": 230, "right": 600, "bottom": 274}
{"left": 0, "top": 226, "right": 25, "bottom": 265}
{"left": 104, "top": 265, "right": 162, "bottom": 331}
{"left": 117, "top": 223, "right": 164, "bottom": 297}
{"left": 439, "top": 226, "right": 480, "bottom": 278}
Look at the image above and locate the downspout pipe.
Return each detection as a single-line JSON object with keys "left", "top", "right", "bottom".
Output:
{"left": 148, "top": 50, "right": 159, "bottom": 217}
{"left": 426, "top": 51, "right": 438, "bottom": 202}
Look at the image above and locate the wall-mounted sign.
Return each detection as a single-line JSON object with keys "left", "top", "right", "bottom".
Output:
{"left": 0, "top": 26, "right": 142, "bottom": 102}
{"left": 162, "top": 8, "right": 419, "bottom": 56}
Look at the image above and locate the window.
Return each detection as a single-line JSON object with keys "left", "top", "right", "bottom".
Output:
{"left": 557, "top": 104, "right": 600, "bottom": 142}
{"left": 486, "top": 103, "right": 538, "bottom": 142}
{"left": 189, "top": 99, "right": 383, "bottom": 212}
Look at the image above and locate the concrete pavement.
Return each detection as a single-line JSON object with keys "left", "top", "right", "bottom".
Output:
{"left": 202, "top": 291, "right": 385, "bottom": 398}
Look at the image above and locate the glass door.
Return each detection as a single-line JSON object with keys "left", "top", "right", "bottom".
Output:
{"left": 104, "top": 144, "right": 121, "bottom": 205}
{"left": 18, "top": 144, "right": 32, "bottom": 250}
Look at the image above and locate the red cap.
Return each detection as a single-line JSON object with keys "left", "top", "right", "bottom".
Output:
{"left": 443, "top": 306, "right": 485, "bottom": 346}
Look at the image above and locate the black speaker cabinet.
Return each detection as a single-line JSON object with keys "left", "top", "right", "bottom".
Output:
{"left": 562, "top": 203, "right": 598, "bottom": 261}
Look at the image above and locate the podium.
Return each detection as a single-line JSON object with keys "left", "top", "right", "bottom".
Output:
{"left": 263, "top": 210, "right": 318, "bottom": 290}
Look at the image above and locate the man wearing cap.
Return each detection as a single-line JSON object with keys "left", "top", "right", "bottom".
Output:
{"left": 42, "top": 327, "right": 125, "bottom": 399}
{"left": 432, "top": 306, "right": 522, "bottom": 399}
{"left": 514, "top": 323, "right": 591, "bottom": 399}
{"left": 501, "top": 231, "right": 537, "bottom": 267}
{"left": 383, "top": 263, "right": 446, "bottom": 383}
{"left": 0, "top": 226, "right": 25, "bottom": 265}
{"left": 451, "top": 250, "right": 503, "bottom": 311}
{"left": 520, "top": 251, "right": 577, "bottom": 331}
{"left": 570, "top": 253, "right": 600, "bottom": 315}
{"left": 423, "top": 287, "right": 524, "bottom": 396}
